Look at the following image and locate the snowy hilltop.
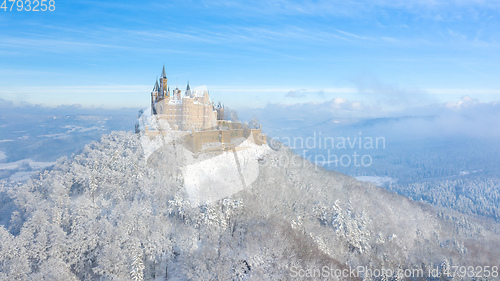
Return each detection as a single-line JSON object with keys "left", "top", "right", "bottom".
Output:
{"left": 137, "top": 109, "right": 270, "bottom": 206}
{"left": 0, "top": 131, "right": 499, "bottom": 280}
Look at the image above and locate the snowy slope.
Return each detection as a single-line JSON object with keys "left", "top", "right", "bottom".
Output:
{"left": 0, "top": 131, "right": 499, "bottom": 280}
{"left": 181, "top": 140, "right": 270, "bottom": 206}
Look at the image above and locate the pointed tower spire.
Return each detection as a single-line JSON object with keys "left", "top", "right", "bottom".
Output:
{"left": 151, "top": 79, "right": 159, "bottom": 110}
{"left": 154, "top": 79, "right": 159, "bottom": 92}
{"left": 160, "top": 66, "right": 168, "bottom": 97}
{"left": 185, "top": 81, "right": 192, "bottom": 97}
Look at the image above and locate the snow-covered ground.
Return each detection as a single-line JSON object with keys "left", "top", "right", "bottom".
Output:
{"left": 138, "top": 113, "right": 271, "bottom": 206}
{"left": 182, "top": 140, "right": 270, "bottom": 206}
{"left": 0, "top": 159, "right": 56, "bottom": 182}
{"left": 39, "top": 133, "right": 70, "bottom": 139}
{"left": 0, "top": 159, "right": 56, "bottom": 171}
{"left": 61, "top": 125, "right": 103, "bottom": 133}
{"left": 40, "top": 125, "right": 103, "bottom": 139}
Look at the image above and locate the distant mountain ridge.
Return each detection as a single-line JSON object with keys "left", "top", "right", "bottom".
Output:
{"left": 0, "top": 101, "right": 139, "bottom": 182}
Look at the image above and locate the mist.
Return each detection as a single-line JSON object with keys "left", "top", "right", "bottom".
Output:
{"left": 241, "top": 95, "right": 500, "bottom": 141}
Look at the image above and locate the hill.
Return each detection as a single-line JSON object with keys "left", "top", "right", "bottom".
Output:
{"left": 0, "top": 131, "right": 499, "bottom": 280}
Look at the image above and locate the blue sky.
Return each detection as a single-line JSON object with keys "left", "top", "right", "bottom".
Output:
{"left": 1, "top": 0, "right": 500, "bottom": 111}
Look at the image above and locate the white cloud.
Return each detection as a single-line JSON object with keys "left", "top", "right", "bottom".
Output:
{"left": 445, "top": 95, "right": 479, "bottom": 109}
{"left": 285, "top": 89, "right": 306, "bottom": 98}
{"left": 248, "top": 93, "right": 500, "bottom": 140}
{"left": 388, "top": 99, "right": 500, "bottom": 139}
{"left": 350, "top": 75, "right": 433, "bottom": 108}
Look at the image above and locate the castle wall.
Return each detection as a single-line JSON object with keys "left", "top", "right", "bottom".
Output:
{"left": 154, "top": 95, "right": 218, "bottom": 132}
{"left": 251, "top": 129, "right": 267, "bottom": 145}
{"left": 179, "top": 128, "right": 266, "bottom": 153}
{"left": 217, "top": 120, "right": 243, "bottom": 130}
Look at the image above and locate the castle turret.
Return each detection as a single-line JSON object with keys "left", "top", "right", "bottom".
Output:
{"left": 185, "top": 81, "right": 191, "bottom": 97}
{"left": 152, "top": 80, "right": 159, "bottom": 101}
{"left": 174, "top": 87, "right": 181, "bottom": 100}
{"left": 151, "top": 80, "right": 159, "bottom": 115}
{"left": 216, "top": 102, "right": 225, "bottom": 120}
{"left": 160, "top": 65, "right": 168, "bottom": 97}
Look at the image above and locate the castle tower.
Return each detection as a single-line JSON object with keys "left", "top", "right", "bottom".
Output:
{"left": 160, "top": 65, "right": 168, "bottom": 97}
{"left": 174, "top": 87, "right": 181, "bottom": 100}
{"left": 216, "top": 102, "right": 225, "bottom": 120}
{"left": 151, "top": 80, "right": 159, "bottom": 115}
{"left": 185, "top": 81, "right": 191, "bottom": 97}
{"left": 152, "top": 80, "right": 159, "bottom": 101}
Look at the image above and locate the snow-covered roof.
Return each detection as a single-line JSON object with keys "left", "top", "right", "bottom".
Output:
{"left": 192, "top": 85, "right": 209, "bottom": 97}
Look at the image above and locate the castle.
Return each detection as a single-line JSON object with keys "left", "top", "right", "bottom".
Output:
{"left": 147, "top": 66, "right": 266, "bottom": 153}
{"left": 151, "top": 66, "right": 224, "bottom": 131}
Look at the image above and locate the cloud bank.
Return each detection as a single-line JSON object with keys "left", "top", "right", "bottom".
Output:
{"left": 245, "top": 95, "right": 500, "bottom": 140}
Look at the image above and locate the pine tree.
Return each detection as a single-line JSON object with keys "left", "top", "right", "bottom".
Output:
{"left": 130, "top": 251, "right": 145, "bottom": 281}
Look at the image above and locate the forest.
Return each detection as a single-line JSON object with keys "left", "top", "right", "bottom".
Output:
{"left": 1, "top": 131, "right": 499, "bottom": 280}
